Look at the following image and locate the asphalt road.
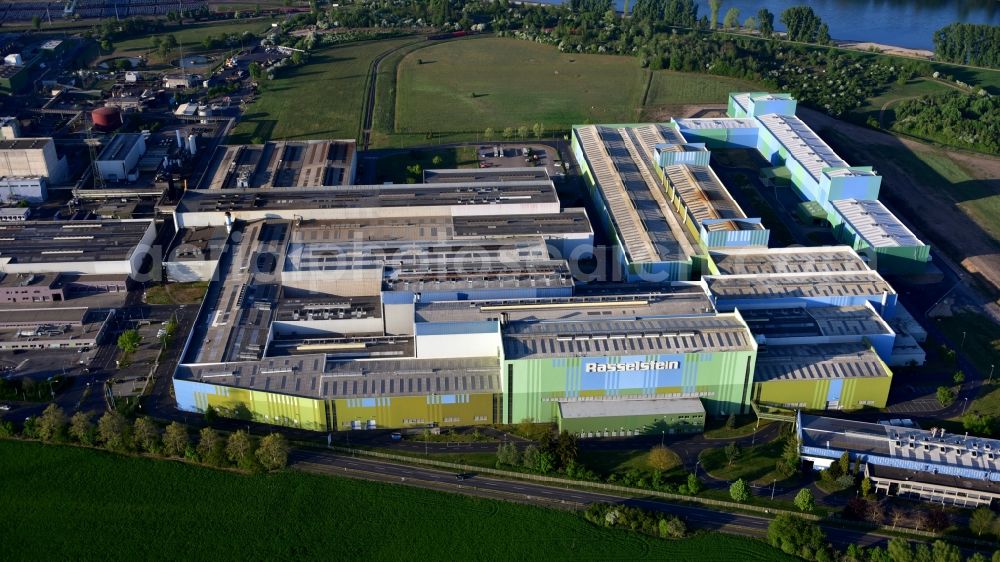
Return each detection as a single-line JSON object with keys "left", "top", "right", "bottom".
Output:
{"left": 290, "top": 448, "right": 896, "bottom": 551}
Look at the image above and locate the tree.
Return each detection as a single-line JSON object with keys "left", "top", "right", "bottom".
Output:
{"left": 522, "top": 444, "right": 540, "bottom": 470}
{"left": 743, "top": 16, "right": 757, "bottom": 32}
{"left": 133, "top": 417, "right": 161, "bottom": 453}
{"left": 817, "top": 23, "right": 831, "bottom": 45}
{"left": 970, "top": 507, "right": 997, "bottom": 537}
{"left": 723, "top": 7, "right": 740, "bottom": 30}
{"left": 532, "top": 122, "right": 545, "bottom": 139}
{"left": 793, "top": 488, "right": 815, "bottom": 512}
{"left": 36, "top": 403, "right": 67, "bottom": 442}
{"left": 117, "top": 329, "right": 142, "bottom": 354}
{"left": 708, "top": 0, "right": 722, "bottom": 30}
{"left": 757, "top": 8, "right": 774, "bottom": 37}
{"left": 536, "top": 449, "right": 555, "bottom": 474}
{"left": 496, "top": 442, "right": 520, "bottom": 466}
{"left": 431, "top": 155, "right": 444, "bottom": 167}
{"left": 502, "top": 127, "right": 514, "bottom": 140}
{"left": 69, "top": 411, "right": 95, "bottom": 445}
{"left": 226, "top": 430, "right": 254, "bottom": 465}
{"left": 963, "top": 412, "right": 996, "bottom": 436}
{"left": 838, "top": 451, "right": 850, "bottom": 475}
{"left": 725, "top": 413, "right": 736, "bottom": 430}
{"left": 768, "top": 514, "right": 825, "bottom": 556}
{"left": 484, "top": 127, "right": 494, "bottom": 141}
{"left": 647, "top": 445, "right": 674, "bottom": 471}
{"left": 197, "top": 427, "right": 226, "bottom": 466}
{"left": 725, "top": 442, "right": 742, "bottom": 466}
{"left": 248, "top": 62, "right": 263, "bottom": 81}
{"left": 936, "top": 385, "right": 956, "bottom": 406}
{"left": 729, "top": 478, "right": 750, "bottom": 502}
{"left": 256, "top": 433, "right": 289, "bottom": 470}
{"left": 31, "top": 15, "right": 43, "bottom": 31}
{"left": 686, "top": 472, "right": 702, "bottom": 495}
{"left": 886, "top": 538, "right": 913, "bottom": 562}
{"left": 777, "top": 433, "right": 801, "bottom": 476}
{"left": 930, "top": 540, "right": 961, "bottom": 562}
{"left": 860, "top": 476, "right": 873, "bottom": 498}
{"left": 555, "top": 430, "right": 577, "bottom": 468}
{"left": 97, "top": 410, "right": 131, "bottom": 451}
{"left": 659, "top": 517, "right": 686, "bottom": 538}
{"left": 953, "top": 370, "right": 966, "bottom": 384}
{"left": 162, "top": 421, "right": 188, "bottom": 457}
{"left": 517, "top": 126, "right": 528, "bottom": 139}
{"left": 780, "top": 6, "right": 824, "bottom": 43}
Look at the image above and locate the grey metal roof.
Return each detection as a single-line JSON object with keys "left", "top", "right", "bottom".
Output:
{"left": 711, "top": 246, "right": 868, "bottom": 275}
{"left": 502, "top": 314, "right": 754, "bottom": 359}
{"left": 177, "top": 181, "right": 558, "bottom": 214}
{"left": 705, "top": 271, "right": 894, "bottom": 299}
{"left": 755, "top": 343, "right": 889, "bottom": 382}
{"left": 831, "top": 199, "right": 924, "bottom": 249}
{"left": 558, "top": 397, "right": 705, "bottom": 419}
{"left": 741, "top": 305, "right": 891, "bottom": 339}
{"left": 0, "top": 220, "right": 151, "bottom": 264}
{"left": 178, "top": 355, "right": 501, "bottom": 399}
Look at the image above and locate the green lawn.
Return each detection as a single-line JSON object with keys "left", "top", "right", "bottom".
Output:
{"left": 933, "top": 312, "right": 1000, "bottom": 422}
{"left": 703, "top": 416, "right": 773, "bottom": 440}
{"left": 577, "top": 447, "right": 682, "bottom": 477}
{"left": 394, "top": 37, "right": 647, "bottom": 136}
{"left": 0, "top": 440, "right": 798, "bottom": 561}
{"left": 699, "top": 437, "right": 784, "bottom": 484}
{"left": 230, "top": 38, "right": 415, "bottom": 144}
{"left": 644, "top": 71, "right": 762, "bottom": 109}
{"left": 371, "top": 146, "right": 479, "bottom": 184}
{"left": 144, "top": 282, "right": 209, "bottom": 305}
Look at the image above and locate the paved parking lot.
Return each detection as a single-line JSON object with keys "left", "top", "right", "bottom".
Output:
{"left": 477, "top": 144, "right": 564, "bottom": 178}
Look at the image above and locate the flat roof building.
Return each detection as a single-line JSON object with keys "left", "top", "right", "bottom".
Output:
{"left": 830, "top": 199, "right": 931, "bottom": 275}
{"left": 200, "top": 140, "right": 357, "bottom": 189}
{"left": 798, "top": 413, "right": 1000, "bottom": 507}
{"left": 0, "top": 137, "right": 68, "bottom": 183}
{"left": 95, "top": 133, "right": 146, "bottom": 183}
{"left": 0, "top": 220, "right": 157, "bottom": 278}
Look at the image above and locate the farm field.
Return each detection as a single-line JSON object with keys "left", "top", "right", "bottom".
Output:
{"left": 394, "top": 37, "right": 648, "bottom": 136}
{"left": 0, "top": 440, "right": 799, "bottom": 561}
{"left": 230, "top": 37, "right": 415, "bottom": 144}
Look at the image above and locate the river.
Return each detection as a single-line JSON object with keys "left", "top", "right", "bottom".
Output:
{"left": 533, "top": 0, "right": 1000, "bottom": 50}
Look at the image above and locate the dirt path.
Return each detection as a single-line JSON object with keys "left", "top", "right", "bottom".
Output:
{"left": 799, "top": 108, "right": 1000, "bottom": 308}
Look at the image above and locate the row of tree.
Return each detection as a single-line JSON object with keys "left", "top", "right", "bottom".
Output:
{"left": 767, "top": 513, "right": 1000, "bottom": 562}
{"left": 933, "top": 23, "right": 1000, "bottom": 69}
{"left": 9, "top": 404, "right": 289, "bottom": 472}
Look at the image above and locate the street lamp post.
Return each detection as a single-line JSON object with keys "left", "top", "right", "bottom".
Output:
{"left": 990, "top": 364, "right": 995, "bottom": 385}
{"left": 771, "top": 479, "right": 777, "bottom": 500}
{"left": 962, "top": 397, "right": 969, "bottom": 415}
{"left": 961, "top": 331, "right": 967, "bottom": 351}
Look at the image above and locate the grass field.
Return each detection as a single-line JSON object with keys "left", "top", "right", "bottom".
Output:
{"left": 394, "top": 37, "right": 647, "bottom": 135}
{"left": 699, "top": 437, "right": 784, "bottom": 484}
{"left": 0, "top": 440, "right": 799, "bottom": 561}
{"left": 933, "top": 312, "right": 1000, "bottom": 422}
{"left": 578, "top": 447, "right": 683, "bottom": 477}
{"left": 371, "top": 146, "right": 478, "bottom": 184}
{"left": 111, "top": 18, "right": 274, "bottom": 60}
{"left": 643, "top": 71, "right": 761, "bottom": 111}
{"left": 230, "top": 37, "right": 414, "bottom": 144}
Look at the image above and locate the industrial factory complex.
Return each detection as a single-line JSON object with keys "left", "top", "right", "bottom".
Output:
{"left": 162, "top": 92, "right": 932, "bottom": 437}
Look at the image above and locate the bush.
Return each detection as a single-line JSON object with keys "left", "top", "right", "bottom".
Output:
{"left": 794, "top": 488, "right": 815, "bottom": 512}
{"left": 936, "top": 386, "right": 956, "bottom": 407}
